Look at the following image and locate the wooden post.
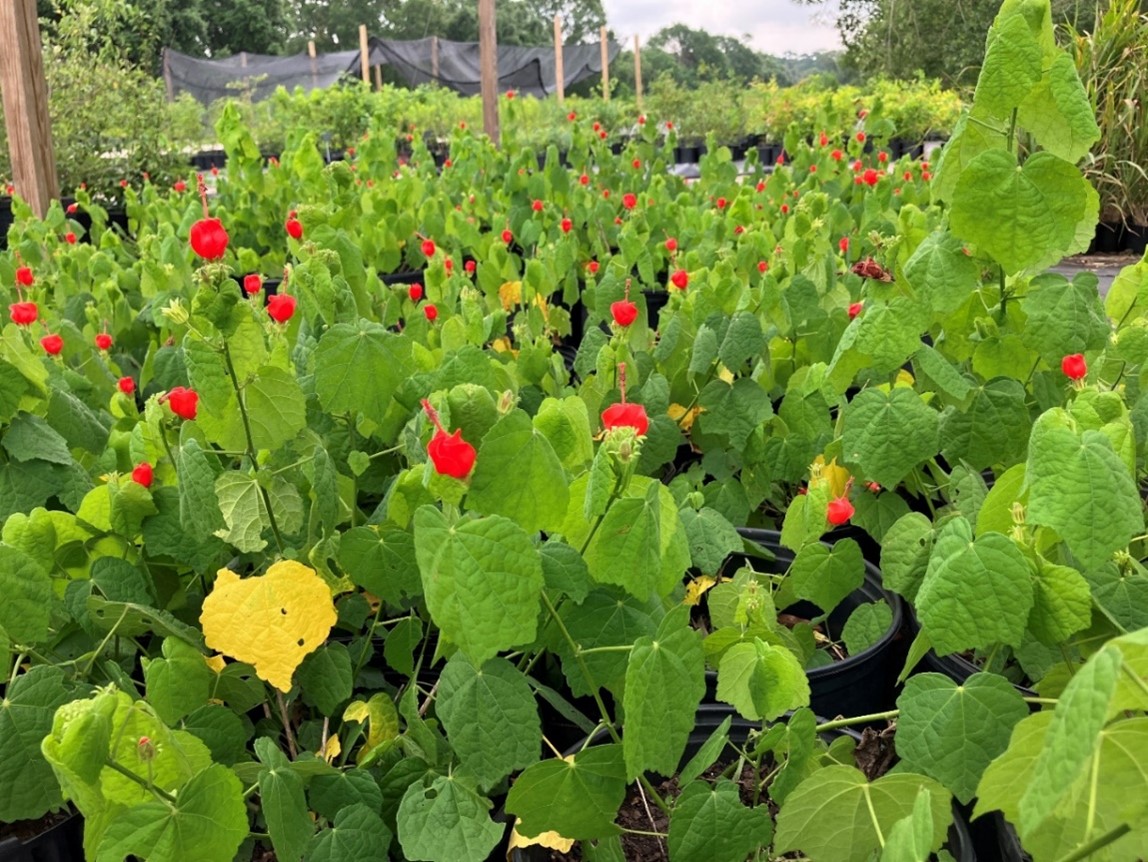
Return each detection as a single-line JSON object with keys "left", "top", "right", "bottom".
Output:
{"left": 359, "top": 24, "right": 370, "bottom": 85}
{"left": 553, "top": 15, "right": 565, "bottom": 104}
{"left": 240, "top": 51, "right": 248, "bottom": 68}
{"left": 600, "top": 26, "right": 609, "bottom": 101}
{"left": 431, "top": 35, "right": 440, "bottom": 83}
{"left": 633, "top": 34, "right": 643, "bottom": 110}
{"left": 0, "top": 0, "right": 59, "bottom": 217}
{"left": 162, "top": 47, "right": 174, "bottom": 101}
{"left": 308, "top": 40, "right": 317, "bottom": 88}
{"left": 478, "top": 0, "right": 499, "bottom": 143}
{"left": 374, "top": 64, "right": 382, "bottom": 90}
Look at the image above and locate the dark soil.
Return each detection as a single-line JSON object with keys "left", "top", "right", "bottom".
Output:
{"left": 0, "top": 809, "right": 73, "bottom": 843}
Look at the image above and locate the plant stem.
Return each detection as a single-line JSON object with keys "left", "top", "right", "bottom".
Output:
{"left": 1006, "top": 107, "right": 1018, "bottom": 152}
{"left": 578, "top": 471, "right": 624, "bottom": 555}
{"left": 276, "top": 690, "right": 298, "bottom": 759}
{"left": 1023, "top": 697, "right": 1059, "bottom": 706}
{"left": 8, "top": 652, "right": 25, "bottom": 688}
{"left": 1053, "top": 824, "right": 1131, "bottom": 862}
{"left": 220, "top": 340, "right": 284, "bottom": 553}
{"left": 577, "top": 645, "right": 635, "bottom": 655}
{"left": 814, "top": 710, "right": 899, "bottom": 732}
{"left": 104, "top": 759, "right": 177, "bottom": 804}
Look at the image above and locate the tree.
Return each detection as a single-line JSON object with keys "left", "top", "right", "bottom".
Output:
{"left": 200, "top": 0, "right": 288, "bottom": 55}
{"left": 285, "top": 0, "right": 388, "bottom": 51}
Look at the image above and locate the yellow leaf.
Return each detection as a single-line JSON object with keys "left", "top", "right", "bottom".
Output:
{"left": 684, "top": 575, "right": 717, "bottom": 606}
{"left": 343, "top": 693, "right": 400, "bottom": 764}
{"left": 506, "top": 820, "right": 575, "bottom": 857}
{"left": 896, "top": 369, "right": 915, "bottom": 387}
{"left": 199, "top": 560, "right": 337, "bottom": 693}
{"left": 499, "top": 281, "right": 523, "bottom": 311}
{"left": 668, "top": 402, "right": 704, "bottom": 431}
{"left": 717, "top": 365, "right": 734, "bottom": 383}
{"left": 318, "top": 734, "right": 341, "bottom": 764}
{"left": 810, "top": 455, "right": 851, "bottom": 499}
{"left": 491, "top": 337, "right": 515, "bottom": 355}
{"left": 204, "top": 654, "right": 227, "bottom": 674}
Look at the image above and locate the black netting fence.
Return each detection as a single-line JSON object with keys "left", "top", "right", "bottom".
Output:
{"left": 165, "top": 37, "right": 620, "bottom": 104}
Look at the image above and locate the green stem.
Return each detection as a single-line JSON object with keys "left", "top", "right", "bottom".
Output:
{"left": 276, "top": 690, "right": 298, "bottom": 759}
{"left": 221, "top": 341, "right": 284, "bottom": 553}
{"left": 104, "top": 759, "right": 177, "bottom": 804}
{"left": 578, "top": 471, "right": 624, "bottom": 555}
{"left": 577, "top": 645, "right": 635, "bottom": 656}
{"left": 1006, "top": 107, "right": 1018, "bottom": 152}
{"left": 815, "top": 710, "right": 899, "bottom": 733}
{"left": 83, "top": 606, "right": 130, "bottom": 678}
{"left": 8, "top": 652, "right": 26, "bottom": 688}
{"left": 1023, "top": 697, "right": 1059, "bottom": 706}
{"left": 1052, "top": 824, "right": 1131, "bottom": 862}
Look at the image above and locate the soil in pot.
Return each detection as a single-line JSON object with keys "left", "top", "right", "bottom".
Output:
{"left": 0, "top": 810, "right": 84, "bottom": 862}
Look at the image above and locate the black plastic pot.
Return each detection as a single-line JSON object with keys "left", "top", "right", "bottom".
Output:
{"left": 967, "top": 808, "right": 1030, "bottom": 862}
{"left": 510, "top": 705, "right": 974, "bottom": 862}
{"left": 703, "top": 528, "right": 905, "bottom": 720}
{"left": 907, "top": 610, "right": 1037, "bottom": 699}
{"left": 0, "top": 197, "right": 12, "bottom": 251}
{"left": 1088, "top": 221, "right": 1127, "bottom": 254}
{"left": 0, "top": 812, "right": 84, "bottom": 862}
{"left": 379, "top": 268, "right": 426, "bottom": 287}
{"left": 188, "top": 149, "right": 227, "bottom": 171}
{"left": 1126, "top": 223, "right": 1147, "bottom": 256}
{"left": 642, "top": 288, "right": 671, "bottom": 330}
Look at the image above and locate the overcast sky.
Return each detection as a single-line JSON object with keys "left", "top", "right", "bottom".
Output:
{"left": 602, "top": 0, "right": 843, "bottom": 56}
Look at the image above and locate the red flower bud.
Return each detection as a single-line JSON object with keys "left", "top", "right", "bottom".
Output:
{"left": 827, "top": 495, "right": 855, "bottom": 526}
{"left": 41, "top": 334, "right": 63, "bottom": 355}
{"left": 587, "top": 261, "right": 600, "bottom": 274}
{"left": 831, "top": 149, "right": 844, "bottom": 161}
{"left": 567, "top": 111, "right": 576, "bottom": 121}
{"left": 501, "top": 229, "right": 513, "bottom": 244}
{"left": 65, "top": 232, "right": 76, "bottom": 244}
{"left": 66, "top": 203, "right": 78, "bottom": 214}
{"left": 878, "top": 151, "right": 888, "bottom": 163}
{"left": 611, "top": 299, "right": 638, "bottom": 327}
{"left": 424, "top": 304, "right": 438, "bottom": 321}
{"left": 579, "top": 173, "right": 590, "bottom": 186}
{"left": 839, "top": 237, "right": 850, "bottom": 252}
{"left": 285, "top": 217, "right": 303, "bottom": 239}
{"left": 408, "top": 283, "right": 424, "bottom": 302}
{"left": 601, "top": 402, "right": 649, "bottom": 436}
{"left": 670, "top": 269, "right": 688, "bottom": 290}
{"left": 15, "top": 266, "right": 33, "bottom": 287}
{"left": 665, "top": 237, "right": 678, "bottom": 252}
{"left": 118, "top": 376, "right": 135, "bottom": 394}
{"left": 95, "top": 333, "right": 113, "bottom": 351}
{"left": 1061, "top": 353, "right": 1087, "bottom": 381}
{"left": 131, "top": 462, "right": 154, "bottom": 488}
{"left": 9, "top": 301, "right": 37, "bottom": 325}
{"left": 755, "top": 180, "right": 765, "bottom": 192}
{"left": 422, "top": 399, "right": 476, "bottom": 478}
{"left": 166, "top": 387, "right": 199, "bottom": 420}
{"left": 819, "top": 132, "right": 829, "bottom": 147}
{"left": 632, "top": 159, "right": 641, "bottom": 169}
{"left": 622, "top": 193, "right": 637, "bottom": 210}
{"left": 267, "top": 294, "right": 296, "bottom": 323}
{"left": 532, "top": 199, "right": 544, "bottom": 212}
{"left": 862, "top": 169, "right": 880, "bottom": 187}
{"left": 758, "top": 261, "right": 768, "bottom": 273}
{"left": 444, "top": 258, "right": 453, "bottom": 272}
{"left": 465, "top": 259, "right": 476, "bottom": 273}
{"left": 243, "top": 274, "right": 263, "bottom": 294}
{"left": 856, "top": 131, "right": 867, "bottom": 143}
{"left": 592, "top": 122, "right": 601, "bottom": 132}
{"left": 174, "top": 180, "right": 187, "bottom": 192}
{"left": 848, "top": 302, "right": 863, "bottom": 319}
{"left": 421, "top": 239, "right": 436, "bottom": 257}
{"left": 189, "top": 217, "right": 229, "bottom": 260}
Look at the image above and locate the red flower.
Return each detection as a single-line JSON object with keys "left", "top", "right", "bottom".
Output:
{"left": 560, "top": 218, "right": 573, "bottom": 233}
{"left": 501, "top": 229, "right": 513, "bottom": 244}
{"left": 819, "top": 132, "right": 829, "bottom": 147}
{"left": 408, "top": 283, "right": 423, "bottom": 301}
{"left": 856, "top": 131, "right": 866, "bottom": 143}
{"left": 862, "top": 169, "right": 880, "bottom": 186}
{"left": 827, "top": 495, "right": 855, "bottom": 526}
{"left": 716, "top": 197, "right": 727, "bottom": 209}
{"left": 848, "top": 302, "right": 863, "bottom": 319}
{"left": 421, "top": 239, "right": 436, "bottom": 257}
{"left": 567, "top": 111, "right": 576, "bottom": 121}
{"left": 243, "top": 274, "right": 263, "bottom": 295}
{"left": 15, "top": 266, "right": 33, "bottom": 287}
{"left": 611, "top": 299, "right": 638, "bottom": 326}
{"left": 755, "top": 180, "right": 765, "bottom": 192}
{"left": 904, "top": 170, "right": 913, "bottom": 181}
{"left": 831, "top": 149, "right": 843, "bottom": 161}
{"left": 174, "top": 180, "right": 187, "bottom": 193}
{"left": 118, "top": 376, "right": 135, "bottom": 394}
{"left": 638, "top": 115, "right": 646, "bottom": 125}
{"left": 444, "top": 258, "right": 453, "bottom": 272}
{"left": 670, "top": 269, "right": 688, "bottom": 290}
{"left": 189, "top": 217, "right": 229, "bottom": 260}
{"left": 465, "top": 259, "right": 476, "bottom": 273}
{"left": 587, "top": 260, "right": 600, "bottom": 275}
{"left": 285, "top": 216, "right": 303, "bottom": 239}
{"left": 922, "top": 171, "right": 932, "bottom": 181}
{"left": 95, "top": 333, "right": 113, "bottom": 351}
{"left": 877, "top": 151, "right": 888, "bottom": 163}
{"left": 839, "top": 237, "right": 850, "bottom": 252}
{"left": 592, "top": 122, "right": 601, "bottom": 132}
{"left": 166, "top": 387, "right": 199, "bottom": 420}
{"left": 66, "top": 203, "right": 78, "bottom": 214}
{"left": 780, "top": 204, "right": 789, "bottom": 214}
{"left": 532, "top": 199, "right": 544, "bottom": 212}
{"left": 622, "top": 193, "right": 637, "bottom": 210}
{"left": 505, "top": 90, "right": 515, "bottom": 99}
{"left": 422, "top": 398, "right": 476, "bottom": 478}
{"left": 443, "top": 159, "right": 452, "bottom": 168}
{"left": 757, "top": 261, "right": 768, "bottom": 273}
{"left": 776, "top": 153, "right": 786, "bottom": 166}
{"left": 666, "top": 121, "right": 674, "bottom": 130}
{"left": 9, "top": 302, "right": 37, "bottom": 325}
{"left": 65, "top": 232, "right": 76, "bottom": 244}
{"left": 602, "top": 190, "right": 611, "bottom": 199}
{"left": 665, "top": 237, "right": 678, "bottom": 252}
{"left": 601, "top": 402, "right": 649, "bottom": 437}
{"left": 131, "top": 462, "right": 154, "bottom": 488}
{"left": 424, "top": 304, "right": 438, "bottom": 321}
{"left": 267, "top": 294, "right": 296, "bottom": 323}
{"left": 632, "top": 159, "right": 641, "bottom": 169}
{"left": 809, "top": 165, "right": 817, "bottom": 173}
{"left": 852, "top": 160, "right": 864, "bottom": 172}
{"left": 1061, "top": 353, "right": 1087, "bottom": 380}
{"left": 579, "top": 174, "right": 590, "bottom": 186}
{"left": 119, "top": 179, "right": 129, "bottom": 189}
{"left": 41, "top": 334, "right": 64, "bottom": 355}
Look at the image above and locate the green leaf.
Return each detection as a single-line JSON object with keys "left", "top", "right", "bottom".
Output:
{"left": 308, "top": 771, "right": 383, "bottom": 822}
{"left": 972, "top": 7, "right": 1043, "bottom": 118}
{"left": 842, "top": 388, "right": 939, "bottom": 488}
{"left": 467, "top": 409, "right": 569, "bottom": 534}
{"left": 177, "top": 438, "right": 226, "bottom": 538}
{"left": 213, "top": 470, "right": 269, "bottom": 553}
{"left": 314, "top": 321, "right": 412, "bottom": 425}
{"left": 143, "top": 637, "right": 213, "bottom": 725}
{"left": 939, "top": 379, "right": 1030, "bottom": 471}
{"left": 1104, "top": 254, "right": 1148, "bottom": 323}
{"left": 243, "top": 366, "right": 307, "bottom": 450}
{"left": 913, "top": 344, "right": 973, "bottom": 401}
{"left": 718, "top": 312, "right": 766, "bottom": 371}
{"left": 880, "top": 790, "right": 935, "bottom": 862}
{"left": 296, "top": 642, "right": 354, "bottom": 717}
{"left": 505, "top": 744, "right": 626, "bottom": 841}
{"left": 1086, "top": 562, "right": 1148, "bottom": 632}
{"left": 679, "top": 507, "right": 743, "bottom": 575}
{"left": 916, "top": 517, "right": 1033, "bottom": 655}
{"left": 622, "top": 606, "right": 705, "bottom": 779}
{"left": 0, "top": 359, "right": 29, "bottom": 424}
{"left": 855, "top": 297, "right": 927, "bottom": 374}
{"left": 338, "top": 525, "right": 421, "bottom": 606}
{"left": 904, "top": 232, "right": 981, "bottom": 316}
{"left": 787, "top": 539, "right": 865, "bottom": 614}
{"left": 1017, "top": 646, "right": 1121, "bottom": 834}
{"left": 678, "top": 715, "right": 732, "bottom": 788}
{"left": 94, "top": 764, "right": 248, "bottom": 862}
{"left": 256, "top": 738, "right": 313, "bottom": 862}
{"left": 413, "top": 506, "right": 543, "bottom": 664}
{"left": 775, "top": 766, "right": 952, "bottom": 862}
{"left": 1027, "top": 557, "right": 1092, "bottom": 645}
{"left": 554, "top": 589, "right": 663, "bottom": 697}
{"left": 0, "top": 666, "right": 77, "bottom": 821}
{"left": 842, "top": 601, "right": 894, "bottom": 656}
{"left": 0, "top": 544, "right": 52, "bottom": 643}
{"left": 975, "top": 463, "right": 1027, "bottom": 537}
{"left": 307, "top": 803, "right": 391, "bottom": 862}
{"left": 1026, "top": 408, "right": 1143, "bottom": 570}
{"left": 716, "top": 638, "right": 810, "bottom": 721}
{"left": 47, "top": 389, "right": 109, "bottom": 455}
{"left": 180, "top": 705, "right": 250, "bottom": 765}
{"left": 539, "top": 540, "right": 593, "bottom": 603}
{"left": 533, "top": 396, "right": 595, "bottom": 472}
{"left": 436, "top": 654, "right": 541, "bottom": 790}
{"left": 396, "top": 774, "right": 502, "bottom": 862}
{"left": 583, "top": 482, "right": 675, "bottom": 601}
{"left": 1017, "top": 53, "right": 1100, "bottom": 164}
{"left": 696, "top": 378, "right": 773, "bottom": 449}
{"left": 895, "top": 672, "right": 1029, "bottom": 803}
{"left": 3, "top": 412, "right": 73, "bottom": 465}
{"left": 949, "top": 150, "right": 1098, "bottom": 275}
{"left": 1019, "top": 274, "right": 1111, "bottom": 364}
{"left": 667, "top": 780, "right": 773, "bottom": 862}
